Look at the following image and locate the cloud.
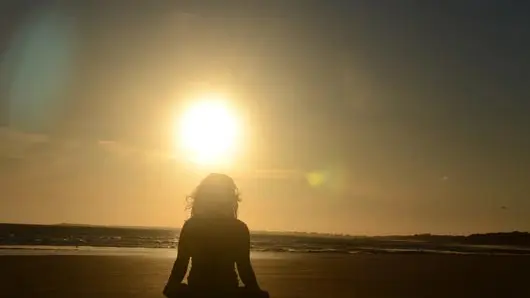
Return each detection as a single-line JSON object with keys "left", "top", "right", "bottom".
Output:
{"left": 0, "top": 128, "right": 306, "bottom": 184}
{"left": 0, "top": 127, "right": 49, "bottom": 146}
{"left": 0, "top": 127, "right": 171, "bottom": 161}
{"left": 0, "top": 128, "right": 49, "bottom": 160}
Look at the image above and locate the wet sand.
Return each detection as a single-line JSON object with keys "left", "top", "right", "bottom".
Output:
{"left": 1, "top": 252, "right": 529, "bottom": 298}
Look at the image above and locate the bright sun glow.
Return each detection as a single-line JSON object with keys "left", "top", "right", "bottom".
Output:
{"left": 177, "top": 95, "right": 240, "bottom": 166}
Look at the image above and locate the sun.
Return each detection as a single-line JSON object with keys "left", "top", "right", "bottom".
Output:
{"left": 177, "top": 95, "right": 240, "bottom": 166}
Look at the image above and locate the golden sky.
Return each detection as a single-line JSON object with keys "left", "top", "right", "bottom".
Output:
{"left": 0, "top": 2, "right": 529, "bottom": 235}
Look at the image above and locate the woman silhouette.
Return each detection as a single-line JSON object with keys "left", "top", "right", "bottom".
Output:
{"left": 163, "top": 173, "right": 269, "bottom": 298}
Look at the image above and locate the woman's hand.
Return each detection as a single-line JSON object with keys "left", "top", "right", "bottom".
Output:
{"left": 163, "top": 281, "right": 187, "bottom": 298}
{"left": 255, "top": 289, "right": 270, "bottom": 298}
{"left": 162, "top": 283, "right": 175, "bottom": 298}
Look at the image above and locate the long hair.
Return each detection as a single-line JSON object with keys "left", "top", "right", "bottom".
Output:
{"left": 186, "top": 173, "right": 241, "bottom": 219}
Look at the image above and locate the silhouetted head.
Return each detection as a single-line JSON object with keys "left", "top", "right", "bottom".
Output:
{"left": 187, "top": 173, "right": 241, "bottom": 219}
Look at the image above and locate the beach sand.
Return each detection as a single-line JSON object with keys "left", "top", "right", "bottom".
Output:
{"left": 1, "top": 252, "right": 529, "bottom": 298}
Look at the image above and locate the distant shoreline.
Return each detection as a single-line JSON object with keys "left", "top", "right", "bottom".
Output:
{"left": 1, "top": 222, "right": 529, "bottom": 240}
{"left": 1, "top": 223, "right": 530, "bottom": 255}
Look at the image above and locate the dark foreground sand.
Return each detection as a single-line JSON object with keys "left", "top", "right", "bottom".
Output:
{"left": 1, "top": 252, "right": 529, "bottom": 298}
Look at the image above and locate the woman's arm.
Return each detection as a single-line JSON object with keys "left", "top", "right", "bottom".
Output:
{"left": 235, "top": 223, "right": 260, "bottom": 289}
{"left": 166, "top": 222, "right": 191, "bottom": 285}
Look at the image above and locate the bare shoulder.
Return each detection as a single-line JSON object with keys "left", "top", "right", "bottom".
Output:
{"left": 235, "top": 219, "right": 250, "bottom": 234}
{"left": 182, "top": 218, "right": 192, "bottom": 226}
{"left": 180, "top": 218, "right": 195, "bottom": 232}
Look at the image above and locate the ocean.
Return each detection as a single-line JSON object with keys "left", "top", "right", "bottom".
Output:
{"left": 1, "top": 223, "right": 529, "bottom": 255}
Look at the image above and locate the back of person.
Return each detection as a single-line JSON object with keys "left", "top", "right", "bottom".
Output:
{"left": 184, "top": 217, "right": 247, "bottom": 289}
{"left": 163, "top": 173, "right": 268, "bottom": 298}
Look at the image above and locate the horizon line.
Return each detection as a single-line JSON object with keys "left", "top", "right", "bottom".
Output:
{"left": 0, "top": 222, "right": 527, "bottom": 238}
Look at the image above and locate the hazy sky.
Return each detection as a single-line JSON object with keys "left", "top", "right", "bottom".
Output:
{"left": 1, "top": 1, "right": 529, "bottom": 235}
